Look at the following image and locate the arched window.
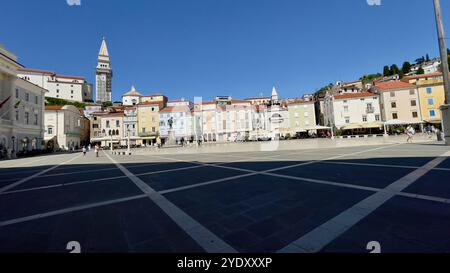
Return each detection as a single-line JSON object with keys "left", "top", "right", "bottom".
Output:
{"left": 116, "top": 129, "right": 119, "bottom": 135}
{"left": 109, "top": 130, "right": 112, "bottom": 135}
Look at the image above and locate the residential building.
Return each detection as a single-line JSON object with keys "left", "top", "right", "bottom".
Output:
{"left": 245, "top": 96, "right": 271, "bottom": 106}
{"left": 402, "top": 72, "right": 446, "bottom": 123}
{"left": 124, "top": 106, "right": 138, "bottom": 145}
{"left": 287, "top": 99, "right": 317, "bottom": 134}
{"left": 159, "top": 105, "right": 194, "bottom": 143}
{"left": 44, "top": 105, "right": 81, "bottom": 150}
{"left": 96, "top": 37, "right": 113, "bottom": 103}
{"left": 195, "top": 101, "right": 218, "bottom": 142}
{"left": 1, "top": 45, "right": 47, "bottom": 158}
{"left": 89, "top": 111, "right": 109, "bottom": 141}
{"left": 91, "top": 111, "right": 125, "bottom": 147}
{"left": 79, "top": 110, "right": 90, "bottom": 147}
{"left": 373, "top": 81, "right": 422, "bottom": 125}
{"left": 84, "top": 104, "right": 103, "bottom": 119}
{"left": 410, "top": 59, "right": 441, "bottom": 75}
{"left": 137, "top": 102, "right": 162, "bottom": 146}
{"left": 17, "top": 68, "right": 93, "bottom": 102}
{"left": 324, "top": 92, "right": 382, "bottom": 133}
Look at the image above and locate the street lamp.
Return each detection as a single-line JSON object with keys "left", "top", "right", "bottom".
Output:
{"left": 127, "top": 128, "right": 131, "bottom": 155}
{"left": 433, "top": 0, "right": 450, "bottom": 145}
{"left": 11, "top": 136, "right": 16, "bottom": 159}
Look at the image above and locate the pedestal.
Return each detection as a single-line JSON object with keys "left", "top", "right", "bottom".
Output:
{"left": 167, "top": 129, "right": 177, "bottom": 146}
{"left": 440, "top": 104, "right": 450, "bottom": 146}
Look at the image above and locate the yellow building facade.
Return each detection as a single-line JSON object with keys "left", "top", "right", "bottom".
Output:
{"left": 402, "top": 73, "right": 445, "bottom": 122}
{"left": 136, "top": 102, "right": 162, "bottom": 146}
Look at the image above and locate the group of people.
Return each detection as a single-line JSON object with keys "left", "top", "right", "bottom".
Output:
{"left": 405, "top": 124, "right": 442, "bottom": 144}
{"left": 81, "top": 144, "right": 101, "bottom": 157}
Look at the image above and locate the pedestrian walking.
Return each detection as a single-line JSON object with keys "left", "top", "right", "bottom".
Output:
{"left": 95, "top": 144, "right": 99, "bottom": 157}
{"left": 82, "top": 146, "right": 87, "bottom": 156}
{"left": 406, "top": 125, "right": 415, "bottom": 144}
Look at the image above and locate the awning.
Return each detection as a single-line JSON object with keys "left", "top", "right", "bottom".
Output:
{"left": 341, "top": 122, "right": 383, "bottom": 130}
{"left": 424, "top": 119, "right": 441, "bottom": 124}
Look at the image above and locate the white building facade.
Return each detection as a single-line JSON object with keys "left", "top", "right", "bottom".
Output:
{"left": 44, "top": 105, "right": 81, "bottom": 150}
{"left": 18, "top": 68, "right": 93, "bottom": 102}
{"left": 324, "top": 92, "right": 382, "bottom": 131}
{"left": 1, "top": 45, "right": 47, "bottom": 159}
{"left": 159, "top": 105, "right": 194, "bottom": 143}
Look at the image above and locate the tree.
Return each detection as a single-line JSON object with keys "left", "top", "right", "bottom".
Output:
{"left": 417, "top": 67, "right": 425, "bottom": 75}
{"left": 390, "top": 64, "right": 400, "bottom": 76}
{"left": 383, "top": 66, "right": 390, "bottom": 76}
{"left": 402, "top": 62, "right": 412, "bottom": 74}
{"left": 360, "top": 73, "right": 382, "bottom": 84}
{"left": 102, "top": 101, "right": 113, "bottom": 108}
{"left": 426, "top": 54, "right": 430, "bottom": 62}
{"left": 415, "top": 56, "right": 425, "bottom": 65}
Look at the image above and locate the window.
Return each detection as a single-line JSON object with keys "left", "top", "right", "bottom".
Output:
{"left": 25, "top": 112, "right": 29, "bottom": 124}
{"left": 375, "top": 114, "right": 380, "bottom": 121}
{"left": 429, "top": 109, "right": 436, "bottom": 117}
{"left": 412, "top": 111, "right": 418, "bottom": 118}
{"left": 15, "top": 89, "right": 19, "bottom": 98}
{"left": 426, "top": 87, "right": 432, "bottom": 94}
{"left": 428, "top": 98, "right": 434, "bottom": 105}
{"left": 345, "top": 117, "right": 350, "bottom": 124}
{"left": 305, "top": 120, "right": 310, "bottom": 126}
{"left": 392, "top": 113, "right": 398, "bottom": 119}
{"left": 48, "top": 127, "right": 53, "bottom": 134}
{"left": 411, "top": 100, "right": 417, "bottom": 107}
{"left": 57, "top": 89, "right": 60, "bottom": 93}
{"left": 391, "top": 102, "right": 397, "bottom": 108}
{"left": 106, "top": 120, "right": 110, "bottom": 128}
{"left": 71, "top": 90, "right": 74, "bottom": 94}
{"left": 343, "top": 100, "right": 348, "bottom": 103}
{"left": 25, "top": 93, "right": 29, "bottom": 102}
{"left": 344, "top": 106, "right": 349, "bottom": 112}
{"left": 15, "top": 110, "right": 19, "bottom": 121}
{"left": 152, "top": 127, "right": 156, "bottom": 133}
{"left": 35, "top": 96, "right": 38, "bottom": 104}
{"left": 116, "top": 120, "right": 120, "bottom": 127}
{"left": 409, "top": 89, "right": 415, "bottom": 95}
{"left": 304, "top": 111, "right": 309, "bottom": 117}
{"left": 142, "top": 127, "right": 146, "bottom": 133}
{"left": 294, "top": 112, "right": 299, "bottom": 118}
{"left": 34, "top": 114, "right": 38, "bottom": 125}
{"left": 390, "top": 92, "right": 396, "bottom": 97}
{"left": 362, "top": 115, "right": 367, "bottom": 122}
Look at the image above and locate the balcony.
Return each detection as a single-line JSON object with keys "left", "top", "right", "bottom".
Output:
{"left": 366, "top": 107, "right": 375, "bottom": 114}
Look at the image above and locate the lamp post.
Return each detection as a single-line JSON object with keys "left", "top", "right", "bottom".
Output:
{"left": 127, "top": 128, "right": 131, "bottom": 155}
{"left": 433, "top": 0, "right": 450, "bottom": 145}
{"left": 110, "top": 134, "right": 113, "bottom": 152}
{"left": 11, "top": 136, "right": 16, "bottom": 159}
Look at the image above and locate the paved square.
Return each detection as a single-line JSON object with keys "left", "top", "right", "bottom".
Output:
{"left": 1, "top": 139, "right": 450, "bottom": 253}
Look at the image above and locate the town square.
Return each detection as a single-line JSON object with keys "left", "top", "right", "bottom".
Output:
{"left": 1, "top": 0, "right": 450, "bottom": 256}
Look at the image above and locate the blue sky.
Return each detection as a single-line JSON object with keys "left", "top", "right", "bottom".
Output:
{"left": 1, "top": 0, "right": 449, "bottom": 102}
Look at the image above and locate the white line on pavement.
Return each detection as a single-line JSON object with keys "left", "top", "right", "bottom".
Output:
{"left": 0, "top": 153, "right": 83, "bottom": 194}
{"left": 277, "top": 151, "right": 450, "bottom": 253}
{"left": 104, "top": 151, "right": 237, "bottom": 253}
{"left": 0, "top": 164, "right": 206, "bottom": 196}
{"left": 0, "top": 194, "right": 148, "bottom": 227}
{"left": 153, "top": 144, "right": 403, "bottom": 194}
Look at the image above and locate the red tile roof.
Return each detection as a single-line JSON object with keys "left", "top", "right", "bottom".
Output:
{"left": 19, "top": 68, "right": 56, "bottom": 75}
{"left": 160, "top": 106, "right": 192, "bottom": 113}
{"left": 373, "top": 81, "right": 416, "bottom": 91}
{"left": 45, "top": 105, "right": 64, "bottom": 111}
{"left": 402, "top": 72, "right": 443, "bottom": 80}
{"left": 55, "top": 74, "right": 86, "bottom": 81}
{"left": 137, "top": 101, "right": 165, "bottom": 106}
{"left": 334, "top": 92, "right": 378, "bottom": 100}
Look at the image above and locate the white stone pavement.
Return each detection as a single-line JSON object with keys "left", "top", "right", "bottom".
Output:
{"left": 130, "top": 134, "right": 438, "bottom": 156}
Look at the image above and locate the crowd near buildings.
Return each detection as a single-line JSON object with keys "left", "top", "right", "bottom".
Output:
{"left": 0, "top": 38, "right": 448, "bottom": 159}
